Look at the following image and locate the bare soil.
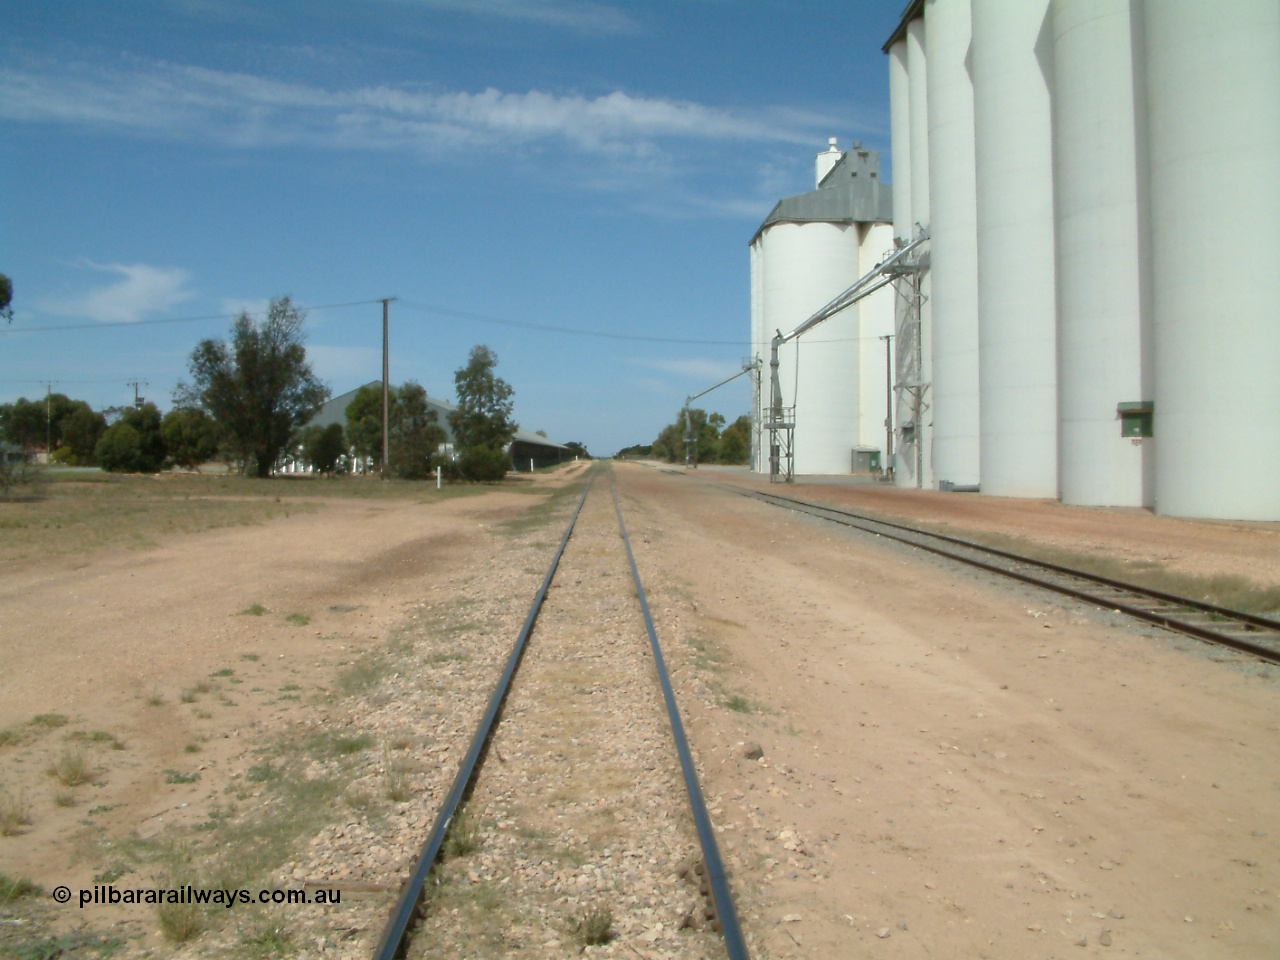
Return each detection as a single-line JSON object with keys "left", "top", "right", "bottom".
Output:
{"left": 0, "top": 472, "right": 572, "bottom": 950}
{"left": 1, "top": 461, "right": 1275, "bottom": 959}
{"left": 705, "top": 467, "right": 1280, "bottom": 590}
{"left": 616, "top": 464, "right": 1278, "bottom": 959}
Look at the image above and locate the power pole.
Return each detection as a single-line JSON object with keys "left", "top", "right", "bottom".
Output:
{"left": 379, "top": 298, "right": 397, "bottom": 479}
{"left": 880, "top": 335, "right": 894, "bottom": 479}
{"left": 127, "top": 379, "right": 148, "bottom": 407}
{"left": 42, "top": 380, "right": 54, "bottom": 461}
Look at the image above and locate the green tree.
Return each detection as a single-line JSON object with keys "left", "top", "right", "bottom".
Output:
{"left": 60, "top": 404, "right": 107, "bottom": 464}
{"left": 162, "top": 407, "right": 221, "bottom": 471}
{"left": 301, "top": 423, "right": 346, "bottom": 475}
{"left": 449, "top": 345, "right": 516, "bottom": 453}
{"left": 716, "top": 415, "right": 752, "bottom": 465}
{"left": 564, "top": 441, "right": 590, "bottom": 459}
{"left": 651, "top": 422, "right": 682, "bottom": 463}
{"left": 177, "top": 297, "right": 329, "bottom": 478}
{"left": 95, "top": 422, "right": 144, "bottom": 473}
{"left": 390, "top": 383, "right": 446, "bottom": 479}
{"left": 343, "top": 384, "right": 384, "bottom": 465}
{"left": 342, "top": 382, "right": 446, "bottom": 477}
{"left": 95, "top": 403, "right": 165, "bottom": 472}
{"left": 0, "top": 274, "right": 12, "bottom": 323}
{"left": 1, "top": 394, "right": 79, "bottom": 454}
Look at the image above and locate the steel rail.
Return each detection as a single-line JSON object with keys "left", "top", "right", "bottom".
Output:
{"left": 609, "top": 477, "right": 751, "bottom": 960}
{"left": 654, "top": 467, "right": 1280, "bottom": 664}
{"left": 730, "top": 484, "right": 1280, "bottom": 663}
{"left": 370, "top": 475, "right": 594, "bottom": 960}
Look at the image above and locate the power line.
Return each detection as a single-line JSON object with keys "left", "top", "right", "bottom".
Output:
{"left": 398, "top": 300, "right": 890, "bottom": 348}
{"left": 2, "top": 293, "right": 889, "bottom": 348}
{"left": 0, "top": 378, "right": 141, "bottom": 385}
{"left": 398, "top": 301, "right": 751, "bottom": 346}
{"left": 0, "top": 298, "right": 387, "bottom": 335}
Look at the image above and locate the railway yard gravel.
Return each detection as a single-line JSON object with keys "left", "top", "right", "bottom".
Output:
{"left": 0, "top": 460, "right": 1276, "bottom": 959}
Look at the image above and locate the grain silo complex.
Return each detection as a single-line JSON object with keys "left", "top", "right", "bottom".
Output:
{"left": 750, "top": 0, "right": 1279, "bottom": 522}
{"left": 749, "top": 141, "right": 895, "bottom": 476}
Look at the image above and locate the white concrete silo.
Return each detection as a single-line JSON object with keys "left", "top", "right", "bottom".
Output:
{"left": 925, "top": 0, "right": 981, "bottom": 489}
{"left": 888, "top": 42, "right": 913, "bottom": 243}
{"left": 757, "top": 220, "right": 863, "bottom": 475}
{"left": 749, "top": 239, "right": 765, "bottom": 471}
{"left": 903, "top": 17, "right": 935, "bottom": 489}
{"left": 858, "top": 221, "right": 898, "bottom": 457}
{"left": 1143, "top": 0, "right": 1280, "bottom": 521}
{"left": 971, "top": 0, "right": 1059, "bottom": 498}
{"left": 1051, "top": 0, "right": 1150, "bottom": 508}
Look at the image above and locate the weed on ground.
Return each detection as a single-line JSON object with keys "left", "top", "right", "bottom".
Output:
{"left": 569, "top": 904, "right": 616, "bottom": 947}
{"left": 0, "top": 873, "right": 43, "bottom": 903}
{"left": 0, "top": 789, "right": 33, "bottom": 836}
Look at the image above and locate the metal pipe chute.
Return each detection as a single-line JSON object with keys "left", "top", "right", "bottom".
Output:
{"left": 681, "top": 358, "right": 760, "bottom": 470}
{"left": 766, "top": 227, "right": 928, "bottom": 483}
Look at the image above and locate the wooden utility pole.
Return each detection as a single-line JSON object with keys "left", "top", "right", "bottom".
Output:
{"left": 43, "top": 381, "right": 54, "bottom": 461}
{"left": 379, "top": 298, "right": 397, "bottom": 479}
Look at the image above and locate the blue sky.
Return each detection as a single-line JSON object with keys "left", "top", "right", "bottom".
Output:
{"left": 1, "top": 0, "right": 900, "bottom": 455}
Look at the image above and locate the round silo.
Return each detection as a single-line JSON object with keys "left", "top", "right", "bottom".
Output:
{"left": 905, "top": 17, "right": 935, "bottom": 489}
{"left": 907, "top": 20, "right": 930, "bottom": 230}
{"left": 750, "top": 238, "right": 765, "bottom": 472}
{"left": 858, "top": 222, "right": 897, "bottom": 457}
{"left": 971, "top": 0, "right": 1059, "bottom": 498}
{"left": 1143, "top": 0, "right": 1280, "bottom": 520}
{"left": 888, "top": 41, "right": 913, "bottom": 242}
{"left": 1052, "top": 0, "right": 1150, "bottom": 508}
{"left": 925, "top": 0, "right": 981, "bottom": 489}
{"left": 758, "top": 220, "right": 861, "bottom": 475}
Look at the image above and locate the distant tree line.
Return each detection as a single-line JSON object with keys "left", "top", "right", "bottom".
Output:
{"left": 1, "top": 298, "right": 536, "bottom": 482}
{"left": 0, "top": 395, "right": 220, "bottom": 474}
{"left": 631, "top": 408, "right": 751, "bottom": 465}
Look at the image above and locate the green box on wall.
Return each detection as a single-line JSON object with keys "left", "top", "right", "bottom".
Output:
{"left": 1117, "top": 401, "right": 1154, "bottom": 438}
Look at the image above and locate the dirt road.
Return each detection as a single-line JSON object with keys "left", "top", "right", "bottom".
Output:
{"left": 615, "top": 464, "right": 1278, "bottom": 959}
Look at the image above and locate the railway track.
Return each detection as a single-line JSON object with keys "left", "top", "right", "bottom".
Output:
{"left": 372, "top": 466, "right": 749, "bottom": 960}
{"left": 672, "top": 470, "right": 1280, "bottom": 665}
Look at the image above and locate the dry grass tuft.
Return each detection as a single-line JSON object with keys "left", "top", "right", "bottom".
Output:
{"left": 0, "top": 788, "right": 34, "bottom": 835}
{"left": 157, "top": 898, "right": 206, "bottom": 943}
{"left": 444, "top": 809, "right": 479, "bottom": 860}
{"left": 48, "top": 750, "right": 91, "bottom": 786}
{"left": 569, "top": 904, "right": 616, "bottom": 946}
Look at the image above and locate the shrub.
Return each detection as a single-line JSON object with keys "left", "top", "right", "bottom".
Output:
{"left": 456, "top": 446, "right": 509, "bottom": 482}
{"left": 0, "top": 455, "right": 48, "bottom": 499}
{"left": 430, "top": 453, "right": 461, "bottom": 482}
{"left": 96, "top": 404, "right": 167, "bottom": 473}
{"left": 162, "top": 407, "right": 220, "bottom": 471}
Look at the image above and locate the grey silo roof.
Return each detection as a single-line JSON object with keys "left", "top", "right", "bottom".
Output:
{"left": 750, "top": 145, "right": 893, "bottom": 244}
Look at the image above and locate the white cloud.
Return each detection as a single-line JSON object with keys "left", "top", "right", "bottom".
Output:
{"left": 390, "top": 0, "right": 640, "bottom": 34}
{"left": 0, "top": 53, "right": 829, "bottom": 160}
{"left": 635, "top": 358, "right": 747, "bottom": 381}
{"left": 46, "top": 261, "right": 194, "bottom": 324}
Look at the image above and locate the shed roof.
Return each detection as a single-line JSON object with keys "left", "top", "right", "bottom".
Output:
{"left": 309, "top": 382, "right": 568, "bottom": 450}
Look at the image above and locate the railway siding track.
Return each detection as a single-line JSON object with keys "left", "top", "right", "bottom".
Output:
{"left": 704, "top": 478, "right": 1280, "bottom": 664}
{"left": 375, "top": 468, "right": 749, "bottom": 959}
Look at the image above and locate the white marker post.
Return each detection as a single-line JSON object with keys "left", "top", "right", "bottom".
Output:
{"left": 436, "top": 465, "right": 442, "bottom": 489}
